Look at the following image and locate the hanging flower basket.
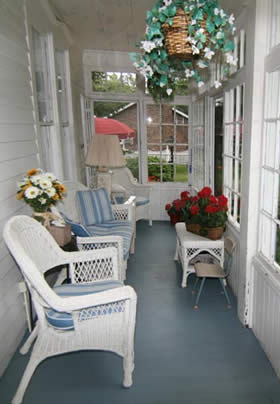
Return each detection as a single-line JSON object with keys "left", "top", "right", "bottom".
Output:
{"left": 162, "top": 8, "right": 208, "bottom": 59}
{"left": 130, "top": 0, "right": 237, "bottom": 102}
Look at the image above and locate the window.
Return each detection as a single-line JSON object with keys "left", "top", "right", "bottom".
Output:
{"left": 191, "top": 100, "right": 205, "bottom": 190}
{"left": 146, "top": 104, "right": 189, "bottom": 183}
{"left": 259, "top": 70, "right": 280, "bottom": 267}
{"left": 268, "top": 0, "right": 280, "bottom": 51}
{"left": 224, "top": 84, "right": 244, "bottom": 227}
{"left": 92, "top": 71, "right": 136, "bottom": 93}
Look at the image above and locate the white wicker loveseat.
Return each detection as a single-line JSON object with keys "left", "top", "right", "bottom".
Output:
{"left": 4, "top": 216, "right": 137, "bottom": 404}
{"left": 59, "top": 181, "right": 136, "bottom": 280}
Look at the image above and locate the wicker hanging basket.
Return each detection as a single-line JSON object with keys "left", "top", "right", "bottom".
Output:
{"left": 162, "top": 8, "right": 208, "bottom": 59}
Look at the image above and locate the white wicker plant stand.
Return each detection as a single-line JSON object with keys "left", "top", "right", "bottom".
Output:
{"left": 174, "top": 222, "right": 224, "bottom": 288}
{"left": 4, "top": 216, "right": 137, "bottom": 404}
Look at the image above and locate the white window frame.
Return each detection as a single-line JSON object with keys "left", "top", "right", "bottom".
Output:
{"left": 144, "top": 102, "right": 190, "bottom": 183}
{"left": 190, "top": 99, "right": 205, "bottom": 190}
{"left": 30, "top": 28, "right": 64, "bottom": 178}
{"left": 223, "top": 84, "right": 244, "bottom": 228}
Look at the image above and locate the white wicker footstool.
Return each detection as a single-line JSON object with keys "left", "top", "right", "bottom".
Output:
{"left": 174, "top": 222, "right": 224, "bottom": 287}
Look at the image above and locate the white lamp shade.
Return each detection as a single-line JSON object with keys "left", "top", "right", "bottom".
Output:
{"left": 85, "top": 134, "right": 126, "bottom": 168}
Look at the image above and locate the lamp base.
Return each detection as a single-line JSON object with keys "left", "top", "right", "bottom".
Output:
{"left": 97, "top": 171, "right": 112, "bottom": 196}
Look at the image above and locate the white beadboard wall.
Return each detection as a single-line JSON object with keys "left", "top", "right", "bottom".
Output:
{"left": 0, "top": 0, "right": 39, "bottom": 377}
{"left": 252, "top": 257, "right": 280, "bottom": 377}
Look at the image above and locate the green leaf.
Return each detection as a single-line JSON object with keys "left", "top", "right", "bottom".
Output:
{"left": 224, "top": 40, "right": 234, "bottom": 52}
{"left": 160, "top": 49, "right": 168, "bottom": 60}
{"left": 214, "top": 16, "right": 222, "bottom": 27}
{"left": 206, "top": 18, "right": 215, "bottom": 33}
{"left": 200, "top": 33, "right": 207, "bottom": 43}
{"left": 168, "top": 17, "right": 173, "bottom": 25}
{"left": 193, "top": 9, "right": 203, "bottom": 20}
{"left": 159, "top": 13, "right": 167, "bottom": 23}
{"left": 160, "top": 75, "right": 168, "bottom": 86}
{"left": 197, "top": 41, "right": 203, "bottom": 50}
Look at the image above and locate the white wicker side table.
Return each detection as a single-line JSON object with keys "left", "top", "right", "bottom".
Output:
{"left": 174, "top": 222, "right": 224, "bottom": 288}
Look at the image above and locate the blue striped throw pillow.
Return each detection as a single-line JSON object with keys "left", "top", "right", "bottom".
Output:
{"left": 77, "top": 188, "right": 114, "bottom": 226}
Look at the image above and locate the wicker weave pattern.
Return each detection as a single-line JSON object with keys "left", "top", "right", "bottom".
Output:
{"left": 162, "top": 8, "right": 208, "bottom": 59}
{"left": 4, "top": 216, "right": 137, "bottom": 404}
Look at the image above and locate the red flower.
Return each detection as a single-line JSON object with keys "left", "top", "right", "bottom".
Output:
{"left": 198, "top": 187, "right": 212, "bottom": 198}
{"left": 205, "top": 204, "right": 219, "bottom": 214}
{"left": 190, "top": 205, "right": 200, "bottom": 215}
{"left": 191, "top": 196, "right": 199, "bottom": 203}
{"left": 165, "top": 203, "right": 171, "bottom": 211}
{"left": 218, "top": 195, "right": 228, "bottom": 208}
{"left": 209, "top": 195, "right": 218, "bottom": 204}
{"left": 180, "top": 191, "right": 190, "bottom": 200}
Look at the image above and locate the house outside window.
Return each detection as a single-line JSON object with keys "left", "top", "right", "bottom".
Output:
{"left": 145, "top": 104, "right": 189, "bottom": 183}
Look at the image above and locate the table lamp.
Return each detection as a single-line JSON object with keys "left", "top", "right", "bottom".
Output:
{"left": 85, "top": 134, "right": 126, "bottom": 195}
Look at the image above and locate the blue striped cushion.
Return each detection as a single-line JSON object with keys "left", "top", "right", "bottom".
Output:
{"left": 77, "top": 188, "right": 114, "bottom": 226}
{"left": 87, "top": 221, "right": 133, "bottom": 260}
{"left": 45, "top": 280, "right": 123, "bottom": 330}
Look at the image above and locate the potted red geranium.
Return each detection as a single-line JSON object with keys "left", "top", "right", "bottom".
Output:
{"left": 165, "top": 191, "right": 191, "bottom": 225}
{"left": 181, "top": 186, "right": 228, "bottom": 240}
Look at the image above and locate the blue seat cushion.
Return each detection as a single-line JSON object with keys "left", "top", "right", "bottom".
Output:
{"left": 86, "top": 221, "right": 134, "bottom": 260}
{"left": 135, "top": 196, "right": 150, "bottom": 207}
{"left": 45, "top": 280, "right": 123, "bottom": 330}
{"left": 63, "top": 217, "right": 91, "bottom": 237}
{"left": 76, "top": 188, "right": 114, "bottom": 226}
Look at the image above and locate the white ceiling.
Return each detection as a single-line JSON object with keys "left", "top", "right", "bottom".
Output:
{"left": 50, "top": 0, "right": 250, "bottom": 51}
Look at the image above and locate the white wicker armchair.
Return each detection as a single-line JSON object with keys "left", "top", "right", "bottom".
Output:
{"left": 4, "top": 216, "right": 137, "bottom": 404}
{"left": 59, "top": 181, "right": 136, "bottom": 280}
{"left": 111, "top": 167, "right": 152, "bottom": 226}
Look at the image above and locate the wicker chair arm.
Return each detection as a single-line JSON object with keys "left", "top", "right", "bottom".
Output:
{"left": 50, "top": 285, "right": 137, "bottom": 312}
{"left": 112, "top": 196, "right": 136, "bottom": 222}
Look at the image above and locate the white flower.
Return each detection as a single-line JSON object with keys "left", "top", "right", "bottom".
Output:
{"left": 160, "top": 81, "right": 165, "bottom": 88}
{"left": 44, "top": 172, "right": 56, "bottom": 181}
{"left": 192, "top": 45, "right": 200, "bottom": 55}
{"left": 214, "top": 80, "right": 222, "bottom": 88}
{"left": 39, "top": 178, "right": 52, "bottom": 189}
{"left": 185, "top": 68, "right": 195, "bottom": 78}
{"left": 216, "top": 31, "right": 224, "bottom": 39}
{"left": 189, "top": 5, "right": 194, "bottom": 10}
{"left": 197, "top": 28, "right": 204, "bottom": 34}
{"left": 158, "top": 6, "right": 166, "bottom": 13}
{"left": 17, "top": 180, "right": 27, "bottom": 188}
{"left": 25, "top": 186, "right": 39, "bottom": 199}
{"left": 30, "top": 175, "right": 42, "bottom": 185}
{"left": 232, "top": 26, "right": 236, "bottom": 33}
{"left": 140, "top": 40, "right": 156, "bottom": 53}
{"left": 152, "top": 17, "right": 158, "bottom": 23}
{"left": 46, "top": 187, "right": 56, "bottom": 198}
{"left": 204, "top": 47, "right": 215, "bottom": 60}
{"left": 163, "top": 0, "right": 172, "bottom": 6}
{"left": 197, "top": 60, "right": 207, "bottom": 69}
{"left": 191, "top": 19, "right": 197, "bottom": 25}
{"left": 220, "top": 9, "right": 226, "bottom": 18}
{"left": 187, "top": 36, "right": 197, "bottom": 45}
{"left": 166, "top": 88, "right": 173, "bottom": 96}
{"left": 154, "top": 38, "right": 164, "bottom": 47}
{"left": 214, "top": 8, "right": 220, "bottom": 15}
{"left": 145, "top": 25, "right": 150, "bottom": 35}
{"left": 229, "top": 14, "right": 235, "bottom": 25}
{"left": 198, "top": 81, "right": 204, "bottom": 88}
{"left": 39, "top": 197, "right": 47, "bottom": 205}
{"left": 225, "top": 52, "right": 238, "bottom": 66}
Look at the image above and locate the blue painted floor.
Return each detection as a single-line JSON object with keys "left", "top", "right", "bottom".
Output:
{"left": 1, "top": 221, "right": 280, "bottom": 403}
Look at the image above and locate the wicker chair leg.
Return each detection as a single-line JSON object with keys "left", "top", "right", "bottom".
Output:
{"left": 123, "top": 355, "right": 134, "bottom": 388}
{"left": 12, "top": 356, "right": 41, "bottom": 404}
{"left": 20, "top": 323, "right": 38, "bottom": 355}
